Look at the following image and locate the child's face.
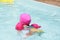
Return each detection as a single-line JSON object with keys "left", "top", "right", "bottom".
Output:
{"left": 24, "top": 25, "right": 29, "bottom": 30}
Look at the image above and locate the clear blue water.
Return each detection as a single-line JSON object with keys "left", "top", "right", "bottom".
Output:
{"left": 0, "top": 0, "right": 60, "bottom": 40}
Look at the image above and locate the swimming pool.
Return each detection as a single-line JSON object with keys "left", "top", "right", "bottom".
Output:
{"left": 0, "top": 0, "right": 60, "bottom": 40}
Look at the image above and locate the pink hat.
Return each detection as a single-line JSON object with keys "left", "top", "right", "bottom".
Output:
{"left": 31, "top": 24, "right": 41, "bottom": 29}
{"left": 20, "top": 13, "right": 31, "bottom": 25}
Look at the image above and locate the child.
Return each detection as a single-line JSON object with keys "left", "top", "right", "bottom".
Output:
{"left": 15, "top": 13, "right": 31, "bottom": 34}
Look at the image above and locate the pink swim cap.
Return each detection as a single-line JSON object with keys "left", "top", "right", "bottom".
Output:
{"left": 31, "top": 24, "right": 41, "bottom": 29}
{"left": 20, "top": 13, "right": 31, "bottom": 25}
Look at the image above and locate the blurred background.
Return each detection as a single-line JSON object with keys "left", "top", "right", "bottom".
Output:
{"left": 36, "top": 0, "right": 60, "bottom": 6}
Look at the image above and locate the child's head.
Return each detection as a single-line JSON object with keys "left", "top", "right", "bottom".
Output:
{"left": 20, "top": 13, "right": 31, "bottom": 26}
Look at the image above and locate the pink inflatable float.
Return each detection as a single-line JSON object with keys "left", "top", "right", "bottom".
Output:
{"left": 31, "top": 24, "right": 41, "bottom": 29}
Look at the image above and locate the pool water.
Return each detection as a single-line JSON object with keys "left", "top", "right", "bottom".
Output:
{"left": 0, "top": 0, "right": 60, "bottom": 40}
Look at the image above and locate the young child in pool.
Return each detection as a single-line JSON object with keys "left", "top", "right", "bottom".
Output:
{"left": 15, "top": 13, "right": 31, "bottom": 33}
{"left": 15, "top": 13, "right": 44, "bottom": 38}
